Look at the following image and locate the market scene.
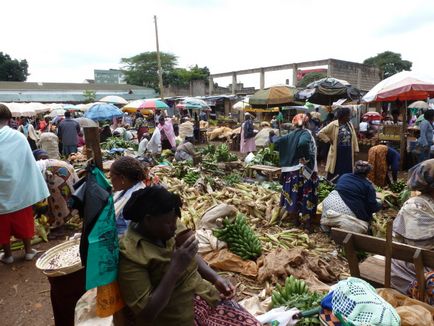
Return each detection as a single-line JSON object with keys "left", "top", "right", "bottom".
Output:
{"left": 1, "top": 1, "right": 434, "bottom": 326}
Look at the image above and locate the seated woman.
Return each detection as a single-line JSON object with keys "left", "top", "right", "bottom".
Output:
{"left": 33, "top": 149, "right": 78, "bottom": 234}
{"left": 174, "top": 141, "right": 196, "bottom": 162}
{"left": 109, "top": 156, "right": 147, "bottom": 236}
{"left": 391, "top": 159, "right": 434, "bottom": 304}
{"left": 117, "top": 186, "right": 260, "bottom": 325}
{"left": 321, "top": 161, "right": 381, "bottom": 234}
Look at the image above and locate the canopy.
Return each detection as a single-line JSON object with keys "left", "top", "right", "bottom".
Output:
{"left": 99, "top": 95, "right": 128, "bottom": 105}
{"left": 75, "top": 117, "right": 98, "bottom": 128}
{"left": 176, "top": 97, "right": 211, "bottom": 110}
{"left": 84, "top": 103, "right": 123, "bottom": 121}
{"left": 362, "top": 71, "right": 434, "bottom": 102}
{"left": 1, "top": 102, "right": 36, "bottom": 117}
{"left": 249, "top": 85, "right": 296, "bottom": 107}
{"left": 295, "top": 77, "right": 362, "bottom": 105}
{"left": 408, "top": 100, "right": 429, "bottom": 109}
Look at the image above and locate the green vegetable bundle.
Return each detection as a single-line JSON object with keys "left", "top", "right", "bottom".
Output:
{"left": 318, "top": 180, "right": 335, "bottom": 202}
{"left": 213, "top": 214, "right": 262, "bottom": 260}
{"left": 214, "top": 144, "right": 238, "bottom": 162}
{"left": 183, "top": 170, "right": 200, "bottom": 186}
{"left": 101, "top": 136, "right": 137, "bottom": 150}
{"left": 251, "top": 145, "right": 279, "bottom": 166}
{"left": 389, "top": 179, "right": 406, "bottom": 193}
{"left": 224, "top": 173, "right": 242, "bottom": 186}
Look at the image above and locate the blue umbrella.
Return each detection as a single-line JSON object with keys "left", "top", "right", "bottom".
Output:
{"left": 84, "top": 103, "right": 123, "bottom": 121}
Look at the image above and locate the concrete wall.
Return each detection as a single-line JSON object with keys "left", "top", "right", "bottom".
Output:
{"left": 163, "top": 80, "right": 207, "bottom": 97}
{"left": 328, "top": 60, "right": 381, "bottom": 91}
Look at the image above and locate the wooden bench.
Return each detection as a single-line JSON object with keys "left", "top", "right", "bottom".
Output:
{"left": 331, "top": 227, "right": 434, "bottom": 302}
{"left": 246, "top": 164, "right": 281, "bottom": 181}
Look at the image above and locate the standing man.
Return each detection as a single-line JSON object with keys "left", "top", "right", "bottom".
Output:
{"left": 57, "top": 111, "right": 80, "bottom": 156}
{"left": 0, "top": 104, "right": 49, "bottom": 263}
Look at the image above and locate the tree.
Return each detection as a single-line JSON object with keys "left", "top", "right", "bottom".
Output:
{"left": 297, "top": 72, "right": 327, "bottom": 88}
{"left": 82, "top": 90, "right": 96, "bottom": 103}
{"left": 121, "top": 51, "right": 178, "bottom": 90}
{"left": 0, "top": 52, "right": 29, "bottom": 81}
{"left": 363, "top": 51, "right": 412, "bottom": 79}
{"left": 165, "top": 65, "right": 210, "bottom": 88}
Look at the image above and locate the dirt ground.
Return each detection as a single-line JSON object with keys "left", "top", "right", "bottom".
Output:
{"left": 0, "top": 239, "right": 65, "bottom": 326}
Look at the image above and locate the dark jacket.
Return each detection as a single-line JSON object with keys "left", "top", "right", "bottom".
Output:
{"left": 273, "top": 128, "right": 314, "bottom": 170}
{"left": 335, "top": 173, "right": 381, "bottom": 222}
{"left": 58, "top": 118, "right": 80, "bottom": 146}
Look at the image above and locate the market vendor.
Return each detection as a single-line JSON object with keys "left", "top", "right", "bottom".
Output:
{"left": 240, "top": 112, "right": 256, "bottom": 154}
{"left": 179, "top": 116, "right": 194, "bottom": 142}
{"left": 33, "top": 149, "right": 78, "bottom": 236}
{"left": 117, "top": 186, "right": 261, "bottom": 325}
{"left": 367, "top": 143, "right": 400, "bottom": 186}
{"left": 318, "top": 107, "right": 359, "bottom": 181}
{"left": 175, "top": 141, "right": 196, "bottom": 162}
{"left": 416, "top": 110, "right": 434, "bottom": 163}
{"left": 391, "top": 159, "right": 434, "bottom": 302}
{"left": 158, "top": 115, "right": 176, "bottom": 150}
{"left": 109, "top": 156, "right": 146, "bottom": 236}
{"left": 270, "top": 113, "right": 318, "bottom": 230}
{"left": 320, "top": 161, "right": 381, "bottom": 234}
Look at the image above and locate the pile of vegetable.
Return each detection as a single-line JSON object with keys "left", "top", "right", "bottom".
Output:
{"left": 272, "top": 275, "right": 325, "bottom": 325}
{"left": 101, "top": 136, "right": 137, "bottom": 150}
{"left": 213, "top": 213, "right": 262, "bottom": 260}
{"left": 183, "top": 170, "right": 200, "bottom": 186}
{"left": 250, "top": 145, "right": 280, "bottom": 166}
{"left": 389, "top": 179, "right": 406, "bottom": 193}
{"left": 200, "top": 143, "right": 238, "bottom": 163}
{"left": 318, "top": 179, "right": 335, "bottom": 202}
{"left": 223, "top": 173, "right": 243, "bottom": 186}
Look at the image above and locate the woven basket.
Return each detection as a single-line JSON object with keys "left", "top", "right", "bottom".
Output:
{"left": 36, "top": 238, "right": 83, "bottom": 277}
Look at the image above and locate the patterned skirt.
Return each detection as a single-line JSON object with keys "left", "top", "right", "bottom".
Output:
{"left": 194, "top": 295, "right": 261, "bottom": 326}
{"left": 280, "top": 169, "right": 318, "bottom": 223}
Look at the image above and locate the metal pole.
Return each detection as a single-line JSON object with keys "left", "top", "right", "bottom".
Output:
{"left": 154, "top": 15, "right": 164, "bottom": 100}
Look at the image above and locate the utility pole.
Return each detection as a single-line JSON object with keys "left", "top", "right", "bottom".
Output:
{"left": 154, "top": 15, "right": 164, "bottom": 99}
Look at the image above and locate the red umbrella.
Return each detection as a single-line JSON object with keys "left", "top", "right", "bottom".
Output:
{"left": 376, "top": 76, "right": 434, "bottom": 102}
{"left": 363, "top": 111, "right": 382, "bottom": 122}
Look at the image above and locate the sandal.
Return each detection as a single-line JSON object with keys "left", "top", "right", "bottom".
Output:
{"left": 0, "top": 253, "right": 14, "bottom": 264}
{"left": 24, "top": 249, "right": 37, "bottom": 261}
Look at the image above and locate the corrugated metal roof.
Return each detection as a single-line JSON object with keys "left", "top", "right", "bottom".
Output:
{"left": 0, "top": 81, "right": 150, "bottom": 91}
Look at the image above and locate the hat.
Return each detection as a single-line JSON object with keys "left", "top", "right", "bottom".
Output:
{"left": 33, "top": 149, "right": 48, "bottom": 160}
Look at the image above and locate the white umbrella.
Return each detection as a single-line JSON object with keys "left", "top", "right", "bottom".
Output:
{"left": 48, "top": 108, "right": 66, "bottom": 118}
{"left": 233, "top": 97, "right": 251, "bottom": 110}
{"left": 408, "top": 100, "right": 429, "bottom": 109}
{"left": 76, "top": 102, "right": 98, "bottom": 112}
{"left": 99, "top": 95, "right": 128, "bottom": 105}
{"left": 27, "top": 102, "right": 50, "bottom": 114}
{"left": 75, "top": 117, "right": 98, "bottom": 128}
{"left": 1, "top": 102, "right": 36, "bottom": 117}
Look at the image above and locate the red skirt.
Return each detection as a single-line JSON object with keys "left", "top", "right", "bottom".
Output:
{"left": 0, "top": 206, "right": 34, "bottom": 244}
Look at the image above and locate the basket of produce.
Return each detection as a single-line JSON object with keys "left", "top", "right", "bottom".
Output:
{"left": 36, "top": 238, "right": 82, "bottom": 277}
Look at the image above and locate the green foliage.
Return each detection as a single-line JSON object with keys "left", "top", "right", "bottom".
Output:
{"left": 297, "top": 72, "right": 327, "bottom": 88}
{"left": 83, "top": 90, "right": 96, "bottom": 103}
{"left": 251, "top": 145, "right": 279, "bottom": 166}
{"left": 363, "top": 51, "right": 412, "bottom": 79}
{"left": 0, "top": 52, "right": 29, "bottom": 81}
{"left": 121, "top": 52, "right": 209, "bottom": 91}
{"left": 121, "top": 51, "right": 178, "bottom": 90}
{"left": 224, "top": 173, "right": 243, "bottom": 186}
{"left": 213, "top": 214, "right": 262, "bottom": 260}
{"left": 100, "top": 136, "right": 137, "bottom": 150}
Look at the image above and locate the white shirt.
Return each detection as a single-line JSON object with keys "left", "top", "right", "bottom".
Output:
{"left": 359, "top": 121, "right": 368, "bottom": 132}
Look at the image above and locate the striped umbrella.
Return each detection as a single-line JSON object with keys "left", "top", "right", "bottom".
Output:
{"left": 138, "top": 99, "right": 169, "bottom": 110}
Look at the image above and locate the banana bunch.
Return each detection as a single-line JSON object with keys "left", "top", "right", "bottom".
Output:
{"left": 183, "top": 170, "right": 200, "bottom": 186}
{"left": 213, "top": 213, "right": 262, "bottom": 260}
{"left": 271, "top": 275, "right": 309, "bottom": 307}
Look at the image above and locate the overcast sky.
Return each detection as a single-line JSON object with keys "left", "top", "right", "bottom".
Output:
{"left": 2, "top": 0, "right": 434, "bottom": 88}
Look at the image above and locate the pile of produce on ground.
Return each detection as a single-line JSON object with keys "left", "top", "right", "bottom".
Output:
{"left": 249, "top": 145, "right": 280, "bottom": 166}
{"left": 100, "top": 136, "right": 138, "bottom": 151}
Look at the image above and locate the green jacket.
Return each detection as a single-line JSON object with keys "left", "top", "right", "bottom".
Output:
{"left": 273, "top": 128, "right": 314, "bottom": 170}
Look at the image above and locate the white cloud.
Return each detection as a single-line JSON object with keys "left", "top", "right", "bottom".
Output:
{"left": 2, "top": 0, "right": 433, "bottom": 86}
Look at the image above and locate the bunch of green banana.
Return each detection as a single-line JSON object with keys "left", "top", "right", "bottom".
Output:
{"left": 271, "top": 275, "right": 309, "bottom": 307}
{"left": 183, "top": 170, "right": 200, "bottom": 186}
{"left": 389, "top": 179, "right": 406, "bottom": 193}
{"left": 213, "top": 213, "right": 262, "bottom": 260}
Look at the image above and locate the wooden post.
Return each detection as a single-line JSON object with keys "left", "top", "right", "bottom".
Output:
{"left": 400, "top": 102, "right": 408, "bottom": 170}
{"left": 413, "top": 249, "right": 426, "bottom": 302}
{"left": 343, "top": 234, "right": 360, "bottom": 277}
{"left": 83, "top": 126, "right": 103, "bottom": 170}
{"left": 384, "top": 220, "right": 393, "bottom": 287}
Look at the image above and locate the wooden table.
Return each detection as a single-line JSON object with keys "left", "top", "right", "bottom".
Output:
{"left": 247, "top": 164, "right": 281, "bottom": 181}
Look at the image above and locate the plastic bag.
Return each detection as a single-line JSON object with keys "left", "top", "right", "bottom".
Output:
{"left": 396, "top": 305, "right": 434, "bottom": 326}
{"left": 202, "top": 249, "right": 258, "bottom": 277}
{"left": 198, "top": 203, "right": 237, "bottom": 229}
{"left": 256, "top": 307, "right": 300, "bottom": 326}
{"left": 96, "top": 281, "right": 125, "bottom": 317}
{"left": 244, "top": 152, "right": 255, "bottom": 164}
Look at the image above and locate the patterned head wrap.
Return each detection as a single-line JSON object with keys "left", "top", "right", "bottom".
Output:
{"left": 292, "top": 113, "right": 309, "bottom": 127}
{"left": 407, "top": 158, "right": 434, "bottom": 192}
{"left": 354, "top": 160, "right": 372, "bottom": 175}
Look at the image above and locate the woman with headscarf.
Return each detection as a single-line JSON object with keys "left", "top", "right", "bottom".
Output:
{"left": 33, "top": 149, "right": 78, "bottom": 233}
{"left": 240, "top": 113, "right": 256, "bottom": 154}
{"left": 320, "top": 161, "right": 381, "bottom": 234}
{"left": 116, "top": 186, "right": 261, "bottom": 325}
{"left": 158, "top": 115, "right": 176, "bottom": 150}
{"left": 391, "top": 159, "right": 434, "bottom": 303}
{"left": 270, "top": 113, "right": 318, "bottom": 230}
{"left": 367, "top": 143, "right": 401, "bottom": 187}
{"left": 318, "top": 107, "right": 359, "bottom": 181}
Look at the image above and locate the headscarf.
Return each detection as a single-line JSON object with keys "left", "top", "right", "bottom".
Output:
{"left": 354, "top": 160, "right": 372, "bottom": 175}
{"left": 32, "top": 149, "right": 48, "bottom": 160}
{"left": 292, "top": 113, "right": 309, "bottom": 127}
{"left": 407, "top": 158, "right": 434, "bottom": 192}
